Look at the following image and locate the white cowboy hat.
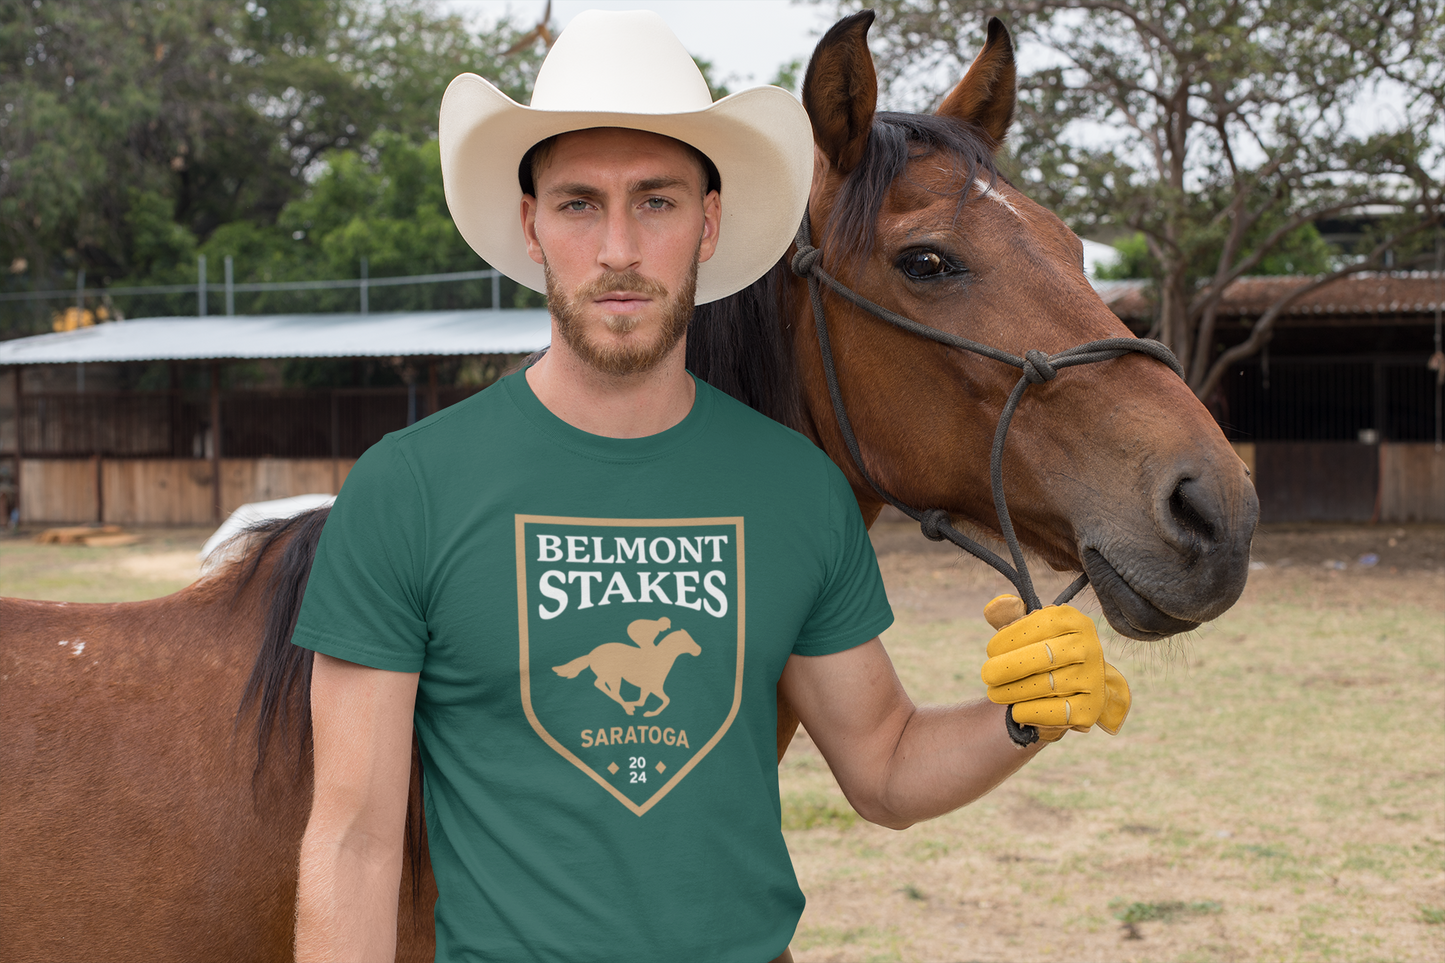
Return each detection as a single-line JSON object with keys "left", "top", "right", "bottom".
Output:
{"left": 438, "top": 9, "right": 813, "bottom": 304}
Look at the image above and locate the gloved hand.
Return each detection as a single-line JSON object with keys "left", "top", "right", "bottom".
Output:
{"left": 981, "top": 594, "right": 1131, "bottom": 740}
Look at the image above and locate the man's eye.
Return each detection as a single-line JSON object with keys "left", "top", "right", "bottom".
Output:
{"left": 644, "top": 197, "right": 669, "bottom": 210}
{"left": 564, "top": 200, "right": 590, "bottom": 212}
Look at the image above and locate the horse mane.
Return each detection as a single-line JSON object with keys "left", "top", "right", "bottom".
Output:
{"left": 687, "top": 111, "right": 1000, "bottom": 431}
{"left": 687, "top": 258, "right": 803, "bottom": 431}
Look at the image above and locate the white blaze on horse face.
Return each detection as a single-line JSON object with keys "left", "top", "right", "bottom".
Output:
{"left": 973, "top": 177, "right": 1024, "bottom": 220}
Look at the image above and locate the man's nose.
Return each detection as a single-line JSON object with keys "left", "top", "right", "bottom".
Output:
{"left": 597, "top": 208, "right": 642, "bottom": 273}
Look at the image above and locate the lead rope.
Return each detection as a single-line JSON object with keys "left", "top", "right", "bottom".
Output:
{"left": 789, "top": 210, "right": 1185, "bottom": 744}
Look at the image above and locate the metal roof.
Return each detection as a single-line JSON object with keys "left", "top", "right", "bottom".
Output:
{"left": 1103, "top": 272, "right": 1444, "bottom": 323}
{"left": 0, "top": 310, "right": 553, "bottom": 365}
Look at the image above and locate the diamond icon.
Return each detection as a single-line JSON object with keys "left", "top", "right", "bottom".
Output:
{"left": 607, "top": 761, "right": 619, "bottom": 775}
{"left": 655, "top": 761, "right": 667, "bottom": 774}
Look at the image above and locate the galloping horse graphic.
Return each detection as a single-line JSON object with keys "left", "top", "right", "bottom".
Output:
{"left": 553, "top": 617, "right": 701, "bottom": 717}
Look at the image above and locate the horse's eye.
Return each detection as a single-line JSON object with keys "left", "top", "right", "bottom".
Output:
{"left": 899, "top": 250, "right": 951, "bottom": 280}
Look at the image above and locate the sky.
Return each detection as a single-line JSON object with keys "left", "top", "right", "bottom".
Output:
{"left": 443, "top": 0, "right": 835, "bottom": 90}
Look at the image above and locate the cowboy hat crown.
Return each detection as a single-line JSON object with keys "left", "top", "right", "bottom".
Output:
{"left": 438, "top": 9, "right": 813, "bottom": 304}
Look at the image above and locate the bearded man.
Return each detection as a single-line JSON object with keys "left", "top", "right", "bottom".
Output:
{"left": 291, "top": 11, "right": 1126, "bottom": 963}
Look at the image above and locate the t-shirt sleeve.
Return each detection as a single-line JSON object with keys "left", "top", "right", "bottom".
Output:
{"left": 290, "top": 436, "right": 429, "bottom": 672}
{"left": 791, "top": 461, "right": 894, "bottom": 656}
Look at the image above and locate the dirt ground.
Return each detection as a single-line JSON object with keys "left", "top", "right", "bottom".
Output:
{"left": 785, "top": 521, "right": 1445, "bottom": 963}
{"left": 2, "top": 520, "right": 1443, "bottom": 962}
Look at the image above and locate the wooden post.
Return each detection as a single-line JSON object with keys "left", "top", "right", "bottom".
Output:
{"left": 10, "top": 366, "right": 21, "bottom": 526}
{"left": 427, "top": 358, "right": 438, "bottom": 418}
{"left": 330, "top": 389, "right": 340, "bottom": 493}
{"left": 209, "top": 361, "right": 222, "bottom": 523}
{"left": 169, "top": 362, "right": 182, "bottom": 457}
{"left": 94, "top": 453, "right": 103, "bottom": 523}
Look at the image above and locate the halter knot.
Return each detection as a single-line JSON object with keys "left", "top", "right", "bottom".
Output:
{"left": 791, "top": 244, "right": 821, "bottom": 278}
{"left": 919, "top": 508, "right": 951, "bottom": 542}
{"left": 1022, "top": 350, "right": 1058, "bottom": 384}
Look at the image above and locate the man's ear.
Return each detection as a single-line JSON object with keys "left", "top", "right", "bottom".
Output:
{"left": 697, "top": 189, "right": 721, "bottom": 263}
{"left": 521, "top": 194, "right": 545, "bottom": 266}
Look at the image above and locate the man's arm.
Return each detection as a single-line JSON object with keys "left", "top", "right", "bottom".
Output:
{"left": 295, "top": 654, "right": 420, "bottom": 963}
{"left": 778, "top": 637, "right": 1042, "bottom": 830}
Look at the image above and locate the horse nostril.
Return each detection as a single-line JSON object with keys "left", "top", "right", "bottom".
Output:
{"left": 1166, "top": 477, "right": 1220, "bottom": 554}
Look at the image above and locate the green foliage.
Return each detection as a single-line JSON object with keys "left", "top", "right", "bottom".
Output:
{"left": 692, "top": 56, "right": 730, "bottom": 100}
{"left": 770, "top": 58, "right": 804, "bottom": 94}
{"left": 0, "top": 0, "right": 551, "bottom": 335}
{"left": 125, "top": 189, "right": 198, "bottom": 278}
{"left": 1094, "top": 233, "right": 1151, "bottom": 281}
{"left": 193, "top": 134, "right": 539, "bottom": 314}
{"left": 1098, "top": 224, "right": 1335, "bottom": 280}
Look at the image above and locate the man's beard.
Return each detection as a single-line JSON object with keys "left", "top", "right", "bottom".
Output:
{"left": 546, "top": 258, "right": 698, "bottom": 377}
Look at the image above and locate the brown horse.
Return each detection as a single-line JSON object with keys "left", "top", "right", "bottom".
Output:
{"left": 0, "top": 14, "right": 1256, "bottom": 962}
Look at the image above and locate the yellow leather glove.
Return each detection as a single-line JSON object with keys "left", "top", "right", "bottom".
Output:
{"left": 981, "top": 595, "right": 1131, "bottom": 739}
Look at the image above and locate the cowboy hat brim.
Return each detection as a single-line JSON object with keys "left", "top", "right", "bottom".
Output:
{"left": 439, "top": 73, "right": 814, "bottom": 305}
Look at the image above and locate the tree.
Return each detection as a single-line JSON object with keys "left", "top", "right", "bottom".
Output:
{"left": 815, "top": 0, "right": 1445, "bottom": 399}
{"left": 0, "top": 0, "right": 548, "bottom": 334}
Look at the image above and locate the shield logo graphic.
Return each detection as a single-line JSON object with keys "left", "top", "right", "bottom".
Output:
{"left": 515, "top": 515, "right": 745, "bottom": 816}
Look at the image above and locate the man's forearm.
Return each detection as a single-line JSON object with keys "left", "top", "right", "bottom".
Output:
{"left": 863, "top": 698, "right": 1043, "bottom": 828}
{"left": 295, "top": 824, "right": 403, "bottom": 963}
{"left": 781, "top": 640, "right": 1049, "bottom": 832}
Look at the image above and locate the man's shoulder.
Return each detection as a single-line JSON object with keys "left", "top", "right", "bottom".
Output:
{"left": 339, "top": 377, "right": 520, "bottom": 489}
{"left": 389, "top": 376, "right": 519, "bottom": 450}
{"left": 697, "top": 378, "right": 830, "bottom": 466}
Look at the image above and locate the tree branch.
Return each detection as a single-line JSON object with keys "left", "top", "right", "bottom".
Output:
{"left": 1194, "top": 213, "right": 1445, "bottom": 398}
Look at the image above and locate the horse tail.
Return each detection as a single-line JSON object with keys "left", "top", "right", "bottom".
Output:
{"left": 234, "top": 505, "right": 331, "bottom": 783}
{"left": 232, "top": 505, "right": 428, "bottom": 913}
{"left": 552, "top": 654, "right": 591, "bottom": 679}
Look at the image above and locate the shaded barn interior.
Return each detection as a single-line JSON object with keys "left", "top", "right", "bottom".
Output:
{"left": 0, "top": 311, "right": 548, "bottom": 524}
{"left": 1102, "top": 272, "right": 1444, "bottom": 523}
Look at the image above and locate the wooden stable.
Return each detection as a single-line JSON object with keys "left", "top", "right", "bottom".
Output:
{"left": 0, "top": 310, "right": 551, "bottom": 526}
{"left": 1234, "top": 441, "right": 1445, "bottom": 523}
{"left": 17, "top": 457, "right": 357, "bottom": 525}
{"left": 3, "top": 296, "right": 1442, "bottom": 525}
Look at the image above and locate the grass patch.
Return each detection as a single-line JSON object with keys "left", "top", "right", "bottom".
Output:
{"left": 0, "top": 530, "right": 209, "bottom": 602}
{"left": 908, "top": 839, "right": 950, "bottom": 861}
{"left": 794, "top": 924, "right": 896, "bottom": 951}
{"left": 782, "top": 792, "right": 858, "bottom": 831}
{"left": 1421, "top": 907, "right": 1445, "bottom": 924}
{"left": 1112, "top": 899, "right": 1224, "bottom": 924}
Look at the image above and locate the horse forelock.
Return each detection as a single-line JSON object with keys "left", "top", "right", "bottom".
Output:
{"left": 823, "top": 111, "right": 1003, "bottom": 268}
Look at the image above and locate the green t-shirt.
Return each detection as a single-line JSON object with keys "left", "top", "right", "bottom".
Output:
{"left": 292, "top": 370, "right": 893, "bottom": 963}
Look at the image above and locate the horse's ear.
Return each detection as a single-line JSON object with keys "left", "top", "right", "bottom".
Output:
{"left": 801, "top": 11, "right": 878, "bottom": 175}
{"left": 936, "top": 17, "right": 1017, "bottom": 149}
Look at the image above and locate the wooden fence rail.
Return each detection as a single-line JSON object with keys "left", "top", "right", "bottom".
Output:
{"left": 19, "top": 457, "right": 355, "bottom": 525}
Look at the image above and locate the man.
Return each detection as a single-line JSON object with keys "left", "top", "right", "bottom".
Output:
{"left": 292, "top": 11, "right": 1126, "bottom": 963}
